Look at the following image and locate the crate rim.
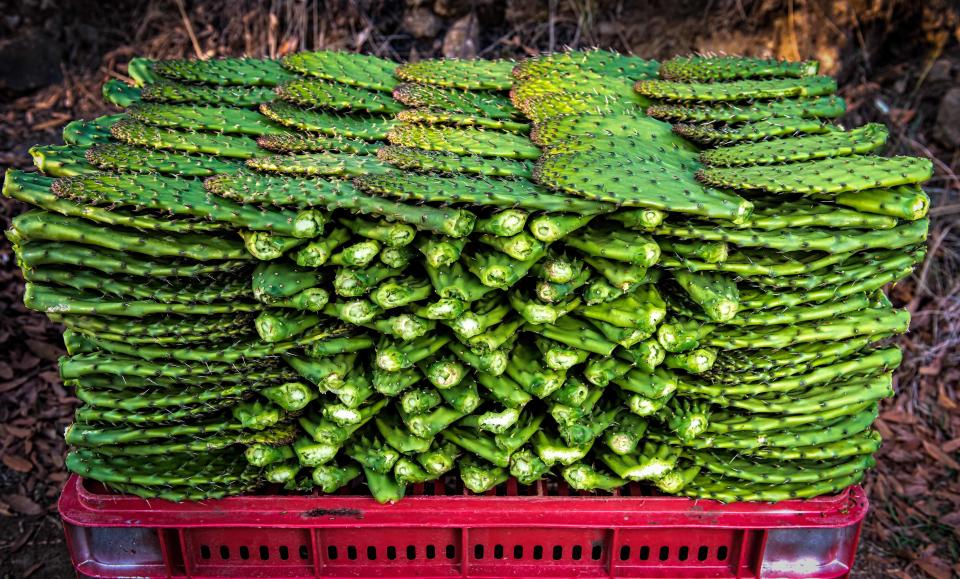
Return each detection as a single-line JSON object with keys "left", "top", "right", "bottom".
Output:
{"left": 59, "top": 475, "right": 868, "bottom": 531}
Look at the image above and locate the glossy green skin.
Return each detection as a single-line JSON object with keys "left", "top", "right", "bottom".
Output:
{"left": 253, "top": 261, "right": 324, "bottom": 302}
{"left": 246, "top": 152, "right": 396, "bottom": 177}
{"left": 260, "top": 102, "right": 397, "bottom": 140}
{"left": 7, "top": 209, "right": 247, "bottom": 260}
{"left": 563, "top": 463, "right": 627, "bottom": 491}
{"left": 67, "top": 449, "right": 261, "bottom": 492}
{"left": 393, "top": 83, "right": 517, "bottom": 118}
{"left": 509, "top": 449, "right": 550, "bottom": 485}
{"left": 4, "top": 171, "right": 227, "bottom": 234}
{"left": 529, "top": 112, "right": 683, "bottom": 147}
{"left": 14, "top": 240, "right": 249, "bottom": 279}
{"left": 512, "top": 68, "right": 637, "bottom": 105}
{"left": 700, "top": 124, "right": 888, "bottom": 166}
{"left": 277, "top": 79, "right": 404, "bottom": 114}
{"left": 111, "top": 119, "right": 262, "bottom": 158}
{"left": 396, "top": 109, "right": 530, "bottom": 134}
{"left": 255, "top": 310, "right": 321, "bottom": 343}
{"left": 674, "top": 117, "right": 833, "bottom": 145}
{"left": 653, "top": 218, "right": 929, "bottom": 254}
{"left": 257, "top": 132, "right": 380, "bottom": 155}
{"left": 721, "top": 201, "right": 899, "bottom": 231}
{"left": 206, "top": 172, "right": 476, "bottom": 237}
{"left": 565, "top": 228, "right": 661, "bottom": 267}
{"left": 681, "top": 472, "right": 866, "bottom": 502}
{"left": 52, "top": 172, "right": 321, "bottom": 237}
{"left": 387, "top": 123, "right": 541, "bottom": 160}
{"left": 25, "top": 267, "right": 251, "bottom": 304}
{"left": 281, "top": 51, "right": 398, "bottom": 92}
{"left": 697, "top": 155, "right": 933, "bottom": 195}
{"left": 659, "top": 55, "right": 819, "bottom": 81}
{"left": 513, "top": 50, "right": 658, "bottom": 82}
{"left": 648, "top": 97, "right": 845, "bottom": 123}
{"left": 396, "top": 58, "right": 515, "bottom": 90}
{"left": 102, "top": 79, "right": 143, "bottom": 107}
{"left": 87, "top": 143, "right": 242, "bottom": 176}
{"left": 128, "top": 103, "right": 286, "bottom": 136}
{"left": 704, "top": 307, "right": 910, "bottom": 350}
{"left": 519, "top": 91, "right": 638, "bottom": 124}
{"left": 63, "top": 114, "right": 125, "bottom": 146}
{"left": 153, "top": 57, "right": 295, "bottom": 86}
{"left": 141, "top": 80, "right": 276, "bottom": 106}
{"left": 312, "top": 463, "right": 361, "bottom": 493}
{"left": 830, "top": 185, "right": 930, "bottom": 220}
{"left": 636, "top": 76, "right": 836, "bottom": 102}
{"left": 377, "top": 146, "right": 533, "bottom": 179}
{"left": 29, "top": 145, "right": 97, "bottom": 177}
{"left": 674, "top": 270, "right": 739, "bottom": 322}
{"left": 356, "top": 172, "right": 611, "bottom": 214}
{"left": 534, "top": 146, "right": 753, "bottom": 224}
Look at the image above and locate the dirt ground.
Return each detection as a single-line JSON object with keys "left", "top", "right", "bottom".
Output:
{"left": 0, "top": 1, "right": 957, "bottom": 577}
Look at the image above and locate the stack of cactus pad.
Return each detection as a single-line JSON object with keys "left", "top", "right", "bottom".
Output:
{"left": 3, "top": 50, "right": 930, "bottom": 503}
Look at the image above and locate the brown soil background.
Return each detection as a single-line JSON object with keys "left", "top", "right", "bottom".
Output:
{"left": 0, "top": 1, "right": 958, "bottom": 577}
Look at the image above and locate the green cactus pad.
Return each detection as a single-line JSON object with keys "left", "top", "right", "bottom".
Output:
{"left": 636, "top": 76, "right": 837, "bottom": 102}
{"left": 57, "top": 313, "right": 254, "bottom": 340}
{"left": 704, "top": 307, "right": 910, "bottom": 350}
{"left": 153, "top": 57, "right": 296, "bottom": 86}
{"left": 697, "top": 155, "right": 933, "bottom": 194}
{"left": 62, "top": 114, "right": 125, "bottom": 146}
{"left": 141, "top": 80, "right": 276, "bottom": 106}
{"left": 723, "top": 199, "right": 899, "bottom": 230}
{"left": 659, "top": 55, "right": 820, "bottom": 81}
{"left": 28, "top": 267, "right": 252, "bottom": 304}
{"left": 830, "top": 185, "right": 930, "bottom": 221}
{"left": 376, "top": 146, "right": 533, "bottom": 179}
{"left": 29, "top": 145, "right": 96, "bottom": 177}
{"left": 25, "top": 283, "right": 259, "bottom": 317}
{"left": 256, "top": 132, "right": 380, "bottom": 155}
{"left": 354, "top": 172, "right": 613, "bottom": 214}
{"left": 3, "top": 171, "right": 228, "bottom": 234}
{"left": 396, "top": 58, "right": 515, "bottom": 90}
{"left": 102, "top": 79, "right": 142, "bottom": 108}
{"left": 110, "top": 119, "right": 262, "bottom": 158}
{"left": 281, "top": 50, "right": 398, "bottom": 91}
{"left": 515, "top": 91, "right": 640, "bottom": 124}
{"left": 700, "top": 123, "right": 888, "bottom": 166}
{"left": 52, "top": 172, "right": 319, "bottom": 237}
{"left": 655, "top": 217, "right": 928, "bottom": 254}
{"left": 15, "top": 240, "right": 250, "bottom": 278}
{"left": 529, "top": 112, "right": 688, "bottom": 148}
{"left": 647, "top": 96, "right": 846, "bottom": 123}
{"left": 386, "top": 123, "right": 541, "bottom": 159}
{"left": 128, "top": 103, "right": 286, "bottom": 136}
{"left": 206, "top": 172, "right": 475, "bottom": 237}
{"left": 393, "top": 83, "right": 517, "bottom": 118}
{"left": 9, "top": 210, "right": 249, "bottom": 260}
{"left": 276, "top": 78, "right": 404, "bottom": 114}
{"left": 246, "top": 152, "right": 397, "bottom": 177}
{"left": 260, "top": 101, "right": 397, "bottom": 140}
{"left": 681, "top": 471, "right": 867, "bottom": 502}
{"left": 534, "top": 148, "right": 754, "bottom": 223}
{"left": 513, "top": 75, "right": 636, "bottom": 108}
{"left": 395, "top": 109, "right": 530, "bottom": 133}
{"left": 86, "top": 143, "right": 242, "bottom": 176}
{"left": 512, "top": 50, "right": 659, "bottom": 82}
{"left": 674, "top": 117, "right": 833, "bottom": 145}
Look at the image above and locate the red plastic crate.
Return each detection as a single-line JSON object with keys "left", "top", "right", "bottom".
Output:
{"left": 59, "top": 474, "right": 867, "bottom": 578}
